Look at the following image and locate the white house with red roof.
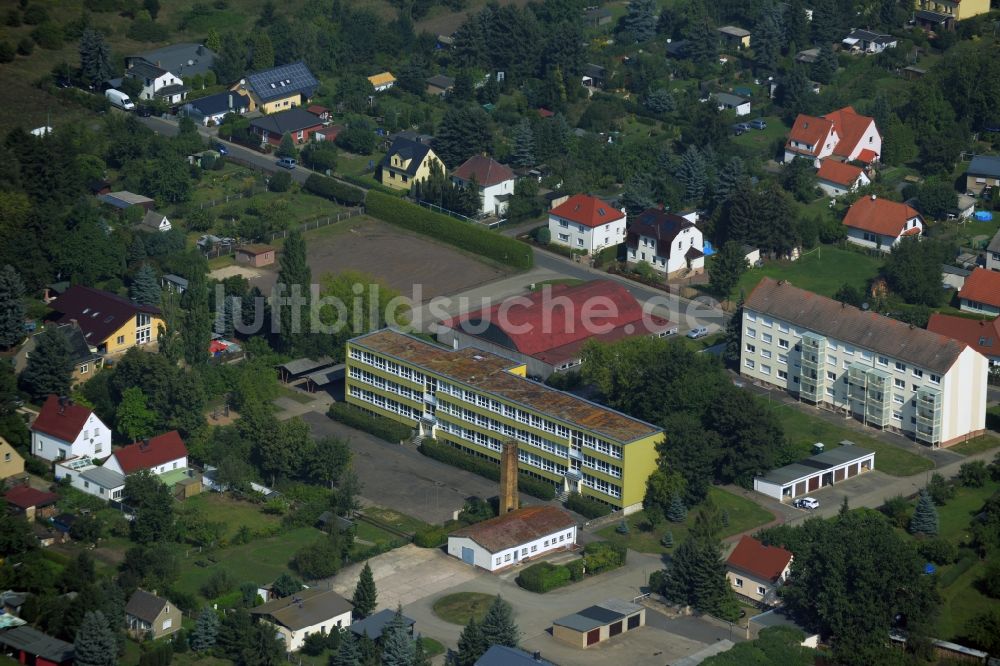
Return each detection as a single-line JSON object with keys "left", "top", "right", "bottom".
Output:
{"left": 784, "top": 106, "right": 881, "bottom": 166}
{"left": 725, "top": 535, "right": 793, "bottom": 607}
{"left": 958, "top": 268, "right": 1000, "bottom": 316}
{"left": 102, "top": 431, "right": 188, "bottom": 477}
{"left": 547, "top": 194, "right": 626, "bottom": 254}
{"left": 30, "top": 395, "right": 111, "bottom": 463}
{"left": 450, "top": 155, "right": 516, "bottom": 217}
{"left": 843, "top": 195, "right": 923, "bottom": 251}
{"left": 816, "top": 159, "right": 870, "bottom": 197}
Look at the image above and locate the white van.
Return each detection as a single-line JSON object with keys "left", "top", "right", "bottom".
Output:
{"left": 105, "top": 89, "right": 135, "bottom": 111}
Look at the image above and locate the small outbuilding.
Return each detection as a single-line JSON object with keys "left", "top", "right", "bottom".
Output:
{"left": 235, "top": 244, "right": 276, "bottom": 267}
{"left": 3, "top": 486, "right": 59, "bottom": 521}
{"left": 753, "top": 442, "right": 874, "bottom": 502}
{"left": 349, "top": 609, "right": 415, "bottom": 642}
{"left": 276, "top": 356, "right": 335, "bottom": 383}
{"left": 0, "top": 623, "right": 75, "bottom": 666}
{"left": 552, "top": 599, "right": 645, "bottom": 649}
{"left": 447, "top": 506, "right": 576, "bottom": 572}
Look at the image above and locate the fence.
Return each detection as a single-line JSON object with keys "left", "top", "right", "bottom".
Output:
{"left": 194, "top": 186, "right": 268, "bottom": 210}
{"left": 201, "top": 207, "right": 366, "bottom": 259}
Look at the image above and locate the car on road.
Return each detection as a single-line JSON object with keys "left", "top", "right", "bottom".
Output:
{"left": 794, "top": 497, "right": 820, "bottom": 509}
{"left": 136, "top": 105, "right": 153, "bottom": 117}
{"left": 213, "top": 142, "right": 229, "bottom": 156}
{"left": 750, "top": 119, "right": 767, "bottom": 130}
{"left": 276, "top": 157, "right": 297, "bottom": 169}
{"left": 687, "top": 326, "right": 709, "bottom": 339}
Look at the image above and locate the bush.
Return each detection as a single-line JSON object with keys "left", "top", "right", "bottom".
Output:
{"left": 418, "top": 438, "right": 556, "bottom": 501}
{"left": 978, "top": 558, "right": 1000, "bottom": 599}
{"left": 365, "top": 191, "right": 533, "bottom": 270}
{"left": 959, "top": 461, "right": 988, "bottom": 488}
{"left": 138, "top": 642, "right": 173, "bottom": 666}
{"left": 918, "top": 537, "right": 957, "bottom": 565}
{"left": 881, "top": 495, "right": 912, "bottom": 529}
{"left": 200, "top": 570, "right": 236, "bottom": 599}
{"left": 564, "top": 492, "right": 612, "bottom": 519}
{"left": 301, "top": 142, "right": 338, "bottom": 173}
{"left": 566, "top": 558, "right": 585, "bottom": 581}
{"left": 269, "top": 170, "right": 292, "bottom": 193}
{"left": 0, "top": 41, "right": 14, "bottom": 63}
{"left": 583, "top": 541, "right": 627, "bottom": 574}
{"left": 303, "top": 174, "right": 365, "bottom": 206}
{"left": 17, "top": 37, "right": 34, "bottom": 56}
{"left": 327, "top": 402, "right": 411, "bottom": 443}
{"left": 22, "top": 4, "right": 48, "bottom": 24}
{"left": 413, "top": 526, "right": 447, "bottom": 548}
{"left": 516, "top": 561, "right": 571, "bottom": 593}
{"left": 30, "top": 22, "right": 63, "bottom": 49}
{"left": 927, "top": 472, "right": 955, "bottom": 505}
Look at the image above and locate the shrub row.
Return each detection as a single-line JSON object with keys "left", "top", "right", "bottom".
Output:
{"left": 413, "top": 526, "right": 449, "bottom": 548}
{"left": 365, "top": 190, "right": 533, "bottom": 269}
{"left": 517, "top": 543, "right": 622, "bottom": 593}
{"left": 583, "top": 541, "right": 628, "bottom": 574}
{"left": 564, "top": 492, "right": 612, "bottom": 519}
{"left": 339, "top": 173, "right": 405, "bottom": 196}
{"left": 303, "top": 174, "right": 366, "bottom": 206}
{"left": 517, "top": 561, "right": 573, "bottom": 593}
{"left": 327, "top": 402, "right": 412, "bottom": 444}
{"left": 418, "top": 438, "right": 556, "bottom": 500}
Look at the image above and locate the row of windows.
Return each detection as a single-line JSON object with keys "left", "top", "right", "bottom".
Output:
{"left": 349, "top": 348, "right": 425, "bottom": 384}
{"left": 438, "top": 382, "right": 572, "bottom": 438}
{"left": 583, "top": 472, "right": 621, "bottom": 499}
{"left": 437, "top": 400, "right": 570, "bottom": 458}
{"left": 437, "top": 420, "right": 567, "bottom": 476}
{"left": 493, "top": 531, "right": 573, "bottom": 565}
{"left": 583, "top": 454, "right": 622, "bottom": 479}
{"left": 348, "top": 386, "right": 421, "bottom": 421}
{"left": 349, "top": 367, "right": 422, "bottom": 403}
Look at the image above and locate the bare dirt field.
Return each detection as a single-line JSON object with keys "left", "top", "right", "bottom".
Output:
{"left": 252, "top": 216, "right": 510, "bottom": 301}
{"left": 415, "top": 0, "right": 531, "bottom": 36}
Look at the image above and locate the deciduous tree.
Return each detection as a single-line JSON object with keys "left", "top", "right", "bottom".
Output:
{"left": 115, "top": 386, "right": 156, "bottom": 442}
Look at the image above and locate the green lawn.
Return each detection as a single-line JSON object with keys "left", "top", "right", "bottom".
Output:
{"left": 736, "top": 245, "right": 883, "bottom": 298}
{"left": 361, "top": 506, "right": 433, "bottom": 534}
{"left": 276, "top": 385, "right": 315, "bottom": 404}
{"left": 173, "top": 527, "right": 325, "bottom": 600}
{"left": 432, "top": 592, "right": 496, "bottom": 625}
{"left": 949, "top": 434, "right": 1000, "bottom": 457}
{"left": 772, "top": 404, "right": 933, "bottom": 477}
{"left": 731, "top": 115, "right": 786, "bottom": 158}
{"left": 181, "top": 493, "right": 282, "bottom": 540}
{"left": 595, "top": 487, "right": 774, "bottom": 554}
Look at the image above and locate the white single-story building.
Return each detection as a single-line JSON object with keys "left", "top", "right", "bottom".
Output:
{"left": 816, "top": 159, "right": 870, "bottom": 197}
{"left": 753, "top": 443, "right": 874, "bottom": 502}
{"left": 447, "top": 506, "right": 577, "bottom": 572}
{"left": 103, "top": 431, "right": 188, "bottom": 477}
{"left": 250, "top": 588, "right": 353, "bottom": 652}
{"left": 54, "top": 458, "right": 126, "bottom": 502}
{"left": 713, "top": 92, "right": 751, "bottom": 116}
{"left": 842, "top": 195, "right": 923, "bottom": 251}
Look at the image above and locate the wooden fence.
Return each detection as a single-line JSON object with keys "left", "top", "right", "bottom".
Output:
{"left": 201, "top": 207, "right": 366, "bottom": 259}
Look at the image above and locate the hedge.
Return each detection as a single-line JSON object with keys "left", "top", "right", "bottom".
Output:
{"left": 418, "top": 438, "right": 556, "bottom": 500}
{"left": 564, "top": 492, "right": 612, "bottom": 519}
{"left": 583, "top": 541, "right": 627, "bottom": 574}
{"left": 413, "top": 526, "right": 448, "bottom": 548}
{"left": 365, "top": 190, "right": 533, "bottom": 269}
{"left": 304, "top": 174, "right": 365, "bottom": 206}
{"left": 327, "top": 402, "right": 411, "bottom": 443}
{"left": 516, "top": 562, "right": 572, "bottom": 593}
{"left": 339, "top": 173, "right": 405, "bottom": 196}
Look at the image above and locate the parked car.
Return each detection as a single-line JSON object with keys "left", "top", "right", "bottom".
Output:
{"left": 687, "top": 326, "right": 709, "bottom": 339}
{"left": 731, "top": 123, "right": 749, "bottom": 136}
{"left": 214, "top": 142, "right": 229, "bottom": 156}
{"left": 794, "top": 497, "right": 820, "bottom": 509}
{"left": 276, "top": 157, "right": 297, "bottom": 169}
{"left": 105, "top": 89, "right": 135, "bottom": 111}
{"left": 136, "top": 105, "right": 153, "bottom": 117}
{"left": 750, "top": 119, "right": 767, "bottom": 130}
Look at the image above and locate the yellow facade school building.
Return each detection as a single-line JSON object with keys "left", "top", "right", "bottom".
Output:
{"left": 345, "top": 329, "right": 664, "bottom": 511}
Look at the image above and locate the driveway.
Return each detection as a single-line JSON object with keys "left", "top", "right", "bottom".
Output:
{"left": 301, "top": 412, "right": 538, "bottom": 524}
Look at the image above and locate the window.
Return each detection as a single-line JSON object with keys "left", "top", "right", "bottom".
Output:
{"left": 495, "top": 557, "right": 502, "bottom": 565}
{"left": 745, "top": 343, "right": 756, "bottom": 354}
{"left": 912, "top": 383, "right": 920, "bottom": 391}
{"left": 892, "top": 410, "right": 902, "bottom": 421}
{"left": 930, "top": 374, "right": 940, "bottom": 384}
{"left": 761, "top": 318, "right": 773, "bottom": 328}
{"left": 912, "top": 368, "right": 923, "bottom": 378}
{"left": 828, "top": 356, "right": 838, "bottom": 366}
{"left": 745, "top": 359, "right": 755, "bottom": 369}
{"left": 746, "top": 327, "right": 756, "bottom": 339}
{"left": 826, "top": 387, "right": 835, "bottom": 397}
{"left": 3, "top": 453, "right": 9, "bottom": 462}
{"left": 893, "top": 394, "right": 904, "bottom": 404}
{"left": 827, "top": 371, "right": 836, "bottom": 381}
{"left": 778, "top": 338, "right": 789, "bottom": 349}
{"left": 531, "top": 545, "right": 537, "bottom": 552}
{"left": 577, "top": 238, "right": 584, "bottom": 247}
{"left": 761, "top": 349, "right": 772, "bottom": 359}
{"left": 117, "top": 335, "right": 125, "bottom": 345}
{"left": 734, "top": 578, "right": 743, "bottom": 588}
{"left": 559, "top": 534, "right": 565, "bottom": 541}
{"left": 895, "top": 361, "right": 906, "bottom": 372}
{"left": 778, "top": 323, "right": 789, "bottom": 333}
{"left": 861, "top": 351, "right": 873, "bottom": 361}
{"left": 558, "top": 233, "right": 569, "bottom": 242}
{"left": 544, "top": 540, "right": 549, "bottom": 547}
{"left": 894, "top": 378, "right": 905, "bottom": 389}
{"left": 777, "top": 369, "right": 788, "bottom": 380}
{"left": 745, "top": 312, "right": 756, "bottom": 321}
{"left": 505, "top": 553, "right": 512, "bottom": 562}
{"left": 778, "top": 353, "right": 788, "bottom": 365}
{"left": 761, "top": 333, "right": 772, "bottom": 344}
{"left": 162, "top": 619, "right": 173, "bottom": 631}
{"left": 757, "top": 586, "right": 767, "bottom": 596}
{"left": 761, "top": 364, "right": 771, "bottom": 375}
{"left": 80, "top": 364, "right": 89, "bottom": 374}
{"left": 559, "top": 220, "right": 568, "bottom": 227}
{"left": 522, "top": 548, "right": 528, "bottom": 556}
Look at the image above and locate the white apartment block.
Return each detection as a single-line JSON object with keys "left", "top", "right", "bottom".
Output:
{"left": 740, "top": 278, "right": 988, "bottom": 447}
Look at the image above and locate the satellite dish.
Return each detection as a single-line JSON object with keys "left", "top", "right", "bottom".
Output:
{"left": 861, "top": 302, "right": 870, "bottom": 311}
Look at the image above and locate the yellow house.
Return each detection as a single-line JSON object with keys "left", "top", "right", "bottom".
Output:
{"left": 231, "top": 61, "right": 319, "bottom": 114}
{"left": 367, "top": 72, "right": 396, "bottom": 92}
{"left": 379, "top": 137, "right": 445, "bottom": 191}
{"left": 0, "top": 436, "right": 25, "bottom": 479}
{"left": 47, "top": 285, "right": 164, "bottom": 356}
{"left": 915, "top": 0, "right": 991, "bottom": 24}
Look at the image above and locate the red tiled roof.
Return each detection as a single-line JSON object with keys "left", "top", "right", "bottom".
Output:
{"left": 441, "top": 280, "right": 673, "bottom": 358}
{"left": 111, "top": 431, "right": 187, "bottom": 474}
{"left": 550, "top": 194, "right": 624, "bottom": 228}
{"left": 452, "top": 155, "right": 515, "bottom": 187}
{"left": 537, "top": 108, "right": 554, "bottom": 118}
{"left": 786, "top": 114, "right": 834, "bottom": 156}
{"left": 4, "top": 485, "right": 59, "bottom": 510}
{"left": 726, "top": 535, "right": 793, "bottom": 583}
{"left": 450, "top": 506, "right": 575, "bottom": 553}
{"left": 856, "top": 148, "right": 878, "bottom": 163}
{"left": 30, "top": 395, "right": 94, "bottom": 443}
{"left": 824, "top": 106, "right": 876, "bottom": 159}
{"left": 927, "top": 313, "right": 1000, "bottom": 359}
{"left": 959, "top": 268, "right": 1000, "bottom": 309}
{"left": 817, "top": 159, "right": 864, "bottom": 187}
{"left": 842, "top": 196, "right": 922, "bottom": 237}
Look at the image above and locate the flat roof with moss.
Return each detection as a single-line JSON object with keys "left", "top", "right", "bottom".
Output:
{"left": 349, "top": 329, "right": 663, "bottom": 444}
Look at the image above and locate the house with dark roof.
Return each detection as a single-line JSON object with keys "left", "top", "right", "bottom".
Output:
{"left": 182, "top": 91, "right": 250, "bottom": 126}
{"left": 425, "top": 74, "right": 455, "bottom": 95}
{"left": 3, "top": 485, "right": 59, "bottom": 521}
{"left": 249, "top": 108, "right": 325, "bottom": 147}
{"left": 927, "top": 314, "right": 1000, "bottom": 368}
{"left": 583, "top": 6, "right": 613, "bottom": 27}
{"left": 842, "top": 28, "right": 897, "bottom": 53}
{"left": 98, "top": 191, "right": 155, "bottom": 211}
{"left": 124, "top": 60, "right": 188, "bottom": 104}
{"left": 349, "top": 609, "right": 415, "bottom": 642}
{"left": 102, "top": 431, "right": 188, "bottom": 477}
{"left": 476, "top": 645, "right": 554, "bottom": 666}
{"left": 46, "top": 285, "right": 164, "bottom": 355}
{"left": 626, "top": 208, "right": 704, "bottom": 277}
{"left": 0, "top": 623, "right": 74, "bottom": 666}
{"left": 958, "top": 268, "right": 1000, "bottom": 315}
{"left": 30, "top": 395, "right": 112, "bottom": 463}
{"left": 17, "top": 322, "right": 103, "bottom": 385}
{"left": 126, "top": 43, "right": 216, "bottom": 78}
{"left": 725, "top": 536, "right": 793, "bottom": 606}
{"left": 842, "top": 195, "right": 923, "bottom": 251}
{"left": 741, "top": 277, "right": 989, "bottom": 447}
{"left": 451, "top": 156, "right": 515, "bottom": 216}
{"left": 251, "top": 588, "right": 353, "bottom": 652}
{"left": 784, "top": 106, "right": 880, "bottom": 166}
{"left": 232, "top": 61, "right": 318, "bottom": 114}
{"left": 379, "top": 137, "right": 444, "bottom": 191}
{"left": 126, "top": 590, "right": 182, "bottom": 640}
{"left": 712, "top": 92, "right": 751, "bottom": 116}
{"left": 447, "top": 506, "right": 576, "bottom": 571}
{"left": 581, "top": 64, "right": 607, "bottom": 88}
{"left": 965, "top": 155, "right": 1000, "bottom": 195}
{"left": 985, "top": 228, "right": 1000, "bottom": 272}
{"left": 438, "top": 280, "right": 676, "bottom": 377}
{"left": 547, "top": 194, "right": 626, "bottom": 254}
{"left": 139, "top": 210, "right": 172, "bottom": 233}
{"left": 817, "top": 159, "right": 870, "bottom": 197}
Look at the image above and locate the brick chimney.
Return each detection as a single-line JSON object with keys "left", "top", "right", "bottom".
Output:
{"left": 499, "top": 440, "right": 519, "bottom": 515}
